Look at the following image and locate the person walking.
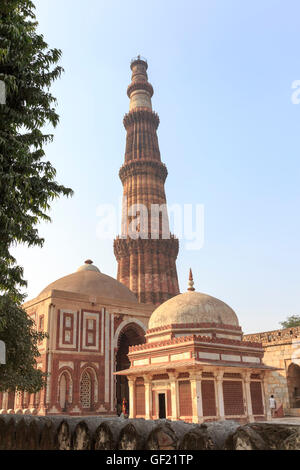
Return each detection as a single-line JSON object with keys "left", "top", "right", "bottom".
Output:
{"left": 269, "top": 394, "right": 277, "bottom": 418}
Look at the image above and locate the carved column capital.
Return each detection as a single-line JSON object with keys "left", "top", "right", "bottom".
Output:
{"left": 215, "top": 370, "right": 224, "bottom": 381}
{"left": 142, "top": 374, "right": 152, "bottom": 385}
{"left": 189, "top": 371, "right": 202, "bottom": 381}
{"left": 168, "top": 372, "right": 178, "bottom": 381}
{"left": 243, "top": 371, "right": 252, "bottom": 383}
{"left": 128, "top": 376, "right": 136, "bottom": 384}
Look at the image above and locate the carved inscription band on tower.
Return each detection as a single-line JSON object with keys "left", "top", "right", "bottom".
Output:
{"left": 114, "top": 57, "right": 179, "bottom": 305}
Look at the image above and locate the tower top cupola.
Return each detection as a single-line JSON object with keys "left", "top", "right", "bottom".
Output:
{"left": 128, "top": 55, "right": 153, "bottom": 111}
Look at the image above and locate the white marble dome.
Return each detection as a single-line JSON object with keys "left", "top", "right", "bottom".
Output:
{"left": 148, "top": 291, "right": 239, "bottom": 329}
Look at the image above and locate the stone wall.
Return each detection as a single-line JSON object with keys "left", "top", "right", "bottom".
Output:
{"left": 0, "top": 415, "right": 299, "bottom": 450}
{"left": 244, "top": 326, "right": 300, "bottom": 412}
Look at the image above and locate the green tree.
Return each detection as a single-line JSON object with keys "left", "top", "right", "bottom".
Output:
{"left": 0, "top": 297, "right": 46, "bottom": 392}
{"left": 280, "top": 315, "right": 300, "bottom": 329}
{"left": 0, "top": 0, "right": 73, "bottom": 392}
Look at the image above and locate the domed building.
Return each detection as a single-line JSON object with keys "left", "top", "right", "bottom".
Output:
{"left": 0, "top": 58, "right": 277, "bottom": 420}
{"left": 9, "top": 260, "right": 153, "bottom": 416}
{"left": 115, "top": 271, "right": 276, "bottom": 423}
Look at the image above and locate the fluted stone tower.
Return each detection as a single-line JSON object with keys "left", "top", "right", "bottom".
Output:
{"left": 114, "top": 57, "right": 179, "bottom": 305}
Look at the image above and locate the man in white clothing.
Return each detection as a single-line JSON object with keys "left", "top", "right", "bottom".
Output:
{"left": 269, "top": 395, "right": 277, "bottom": 418}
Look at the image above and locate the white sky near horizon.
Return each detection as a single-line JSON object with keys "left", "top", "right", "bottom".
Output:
{"left": 12, "top": 0, "right": 300, "bottom": 334}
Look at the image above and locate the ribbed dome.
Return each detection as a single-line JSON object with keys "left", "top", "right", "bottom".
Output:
{"left": 38, "top": 261, "right": 138, "bottom": 303}
{"left": 148, "top": 291, "right": 239, "bottom": 329}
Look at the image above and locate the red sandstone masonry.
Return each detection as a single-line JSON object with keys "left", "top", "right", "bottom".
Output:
{"left": 147, "top": 322, "right": 243, "bottom": 334}
{"left": 128, "top": 334, "right": 263, "bottom": 353}
{"left": 114, "top": 60, "right": 179, "bottom": 305}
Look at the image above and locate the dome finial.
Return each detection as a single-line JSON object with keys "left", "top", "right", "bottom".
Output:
{"left": 187, "top": 268, "right": 195, "bottom": 291}
{"left": 85, "top": 259, "right": 93, "bottom": 265}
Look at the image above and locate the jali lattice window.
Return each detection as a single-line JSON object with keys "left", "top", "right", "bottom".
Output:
{"left": 80, "top": 371, "right": 91, "bottom": 408}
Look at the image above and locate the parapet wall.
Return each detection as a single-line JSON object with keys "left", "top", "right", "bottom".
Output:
{"left": 0, "top": 415, "right": 299, "bottom": 450}
{"left": 244, "top": 326, "right": 300, "bottom": 344}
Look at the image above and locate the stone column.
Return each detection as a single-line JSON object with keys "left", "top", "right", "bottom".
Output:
{"left": 168, "top": 373, "right": 179, "bottom": 420}
{"left": 262, "top": 371, "right": 272, "bottom": 420}
{"left": 215, "top": 371, "right": 225, "bottom": 420}
{"left": 0, "top": 392, "right": 8, "bottom": 413}
{"left": 128, "top": 377, "right": 136, "bottom": 419}
{"left": 143, "top": 376, "right": 152, "bottom": 420}
{"left": 28, "top": 392, "right": 37, "bottom": 415}
{"left": 190, "top": 372, "right": 203, "bottom": 423}
{"left": 243, "top": 371, "right": 254, "bottom": 422}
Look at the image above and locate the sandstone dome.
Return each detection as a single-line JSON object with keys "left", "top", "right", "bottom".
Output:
{"left": 38, "top": 260, "right": 138, "bottom": 303}
{"left": 148, "top": 290, "right": 239, "bottom": 330}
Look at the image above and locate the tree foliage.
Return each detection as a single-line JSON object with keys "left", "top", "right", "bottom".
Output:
{"left": 0, "top": 296, "right": 46, "bottom": 392}
{"left": 280, "top": 315, "right": 300, "bottom": 329}
{"left": 0, "top": 0, "right": 73, "bottom": 391}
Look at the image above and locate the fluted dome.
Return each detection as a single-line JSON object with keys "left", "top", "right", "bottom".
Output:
{"left": 38, "top": 260, "right": 138, "bottom": 303}
{"left": 148, "top": 291, "right": 239, "bottom": 329}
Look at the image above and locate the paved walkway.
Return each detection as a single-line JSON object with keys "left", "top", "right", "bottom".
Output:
{"left": 257, "top": 417, "right": 300, "bottom": 425}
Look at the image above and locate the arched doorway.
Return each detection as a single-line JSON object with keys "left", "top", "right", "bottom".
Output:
{"left": 287, "top": 363, "right": 300, "bottom": 408}
{"left": 115, "top": 323, "right": 145, "bottom": 414}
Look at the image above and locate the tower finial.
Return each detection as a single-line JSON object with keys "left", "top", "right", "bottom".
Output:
{"left": 187, "top": 268, "right": 195, "bottom": 291}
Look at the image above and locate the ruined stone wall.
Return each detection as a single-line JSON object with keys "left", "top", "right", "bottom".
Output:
{"left": 0, "top": 415, "right": 299, "bottom": 450}
{"left": 244, "top": 326, "right": 300, "bottom": 412}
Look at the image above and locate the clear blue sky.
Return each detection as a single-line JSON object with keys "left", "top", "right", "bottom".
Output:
{"left": 14, "top": 0, "right": 300, "bottom": 334}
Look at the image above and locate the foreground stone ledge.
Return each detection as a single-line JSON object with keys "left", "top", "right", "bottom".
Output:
{"left": 0, "top": 415, "right": 299, "bottom": 450}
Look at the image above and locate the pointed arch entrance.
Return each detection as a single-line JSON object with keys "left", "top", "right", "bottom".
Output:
{"left": 115, "top": 321, "right": 146, "bottom": 414}
{"left": 287, "top": 363, "right": 300, "bottom": 408}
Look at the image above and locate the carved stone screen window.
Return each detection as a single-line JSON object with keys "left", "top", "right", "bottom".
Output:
{"left": 80, "top": 371, "right": 91, "bottom": 408}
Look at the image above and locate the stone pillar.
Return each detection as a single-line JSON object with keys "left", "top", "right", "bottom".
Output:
{"left": 168, "top": 373, "right": 179, "bottom": 420}
{"left": 262, "top": 371, "right": 272, "bottom": 420}
{"left": 43, "top": 302, "right": 55, "bottom": 415}
{"left": 215, "top": 371, "right": 225, "bottom": 420}
{"left": 0, "top": 391, "right": 8, "bottom": 413}
{"left": 128, "top": 377, "right": 136, "bottom": 419}
{"left": 243, "top": 371, "right": 254, "bottom": 422}
{"left": 190, "top": 372, "right": 203, "bottom": 423}
{"left": 28, "top": 392, "right": 37, "bottom": 415}
{"left": 29, "top": 393, "right": 35, "bottom": 407}
{"left": 143, "top": 376, "right": 152, "bottom": 420}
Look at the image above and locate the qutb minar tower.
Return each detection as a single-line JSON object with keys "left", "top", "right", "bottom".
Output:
{"left": 114, "top": 57, "right": 180, "bottom": 305}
